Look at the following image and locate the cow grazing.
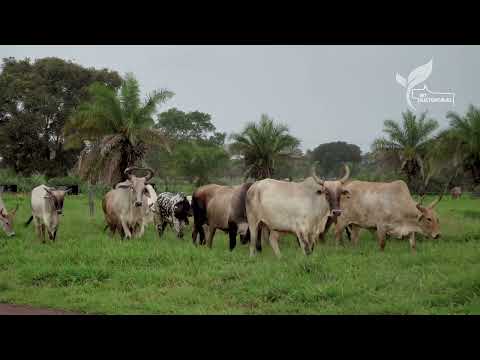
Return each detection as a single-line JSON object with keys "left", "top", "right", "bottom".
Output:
{"left": 0, "top": 192, "right": 18, "bottom": 237}
{"left": 451, "top": 186, "right": 462, "bottom": 199}
{"left": 25, "top": 185, "right": 71, "bottom": 243}
{"left": 102, "top": 167, "right": 154, "bottom": 239}
{"left": 191, "top": 182, "right": 253, "bottom": 251}
{"left": 152, "top": 192, "right": 191, "bottom": 238}
{"left": 334, "top": 180, "right": 443, "bottom": 253}
{"left": 246, "top": 165, "right": 351, "bottom": 258}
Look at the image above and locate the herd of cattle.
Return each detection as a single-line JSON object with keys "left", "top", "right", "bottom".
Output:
{"left": 0, "top": 166, "right": 464, "bottom": 257}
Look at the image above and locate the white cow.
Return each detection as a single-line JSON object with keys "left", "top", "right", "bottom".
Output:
{"left": 26, "top": 185, "right": 71, "bottom": 242}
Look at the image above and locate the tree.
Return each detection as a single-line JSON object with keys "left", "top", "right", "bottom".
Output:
{"left": 229, "top": 114, "right": 300, "bottom": 180}
{"left": 311, "top": 141, "right": 361, "bottom": 177}
{"left": 156, "top": 107, "right": 226, "bottom": 145}
{"left": 0, "top": 57, "right": 122, "bottom": 176}
{"left": 371, "top": 110, "right": 439, "bottom": 192}
{"left": 65, "top": 73, "right": 173, "bottom": 186}
{"left": 434, "top": 105, "right": 480, "bottom": 185}
{"left": 148, "top": 108, "right": 228, "bottom": 188}
{"left": 176, "top": 142, "right": 229, "bottom": 186}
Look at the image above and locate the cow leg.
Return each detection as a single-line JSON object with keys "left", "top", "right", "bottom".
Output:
{"left": 206, "top": 227, "right": 216, "bottom": 249}
{"left": 33, "top": 218, "right": 41, "bottom": 241}
{"left": 269, "top": 230, "right": 282, "bottom": 259}
{"left": 228, "top": 222, "right": 238, "bottom": 251}
{"left": 249, "top": 222, "right": 259, "bottom": 257}
{"left": 157, "top": 221, "right": 168, "bottom": 238}
{"left": 121, "top": 220, "right": 132, "bottom": 239}
{"left": 40, "top": 224, "right": 46, "bottom": 244}
{"left": 409, "top": 233, "right": 417, "bottom": 254}
{"left": 350, "top": 225, "right": 361, "bottom": 246}
{"left": 52, "top": 229, "right": 57, "bottom": 242}
{"left": 259, "top": 226, "right": 269, "bottom": 251}
{"left": 376, "top": 227, "right": 386, "bottom": 251}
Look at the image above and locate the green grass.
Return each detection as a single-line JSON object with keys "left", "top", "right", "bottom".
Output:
{"left": 0, "top": 193, "right": 479, "bottom": 314}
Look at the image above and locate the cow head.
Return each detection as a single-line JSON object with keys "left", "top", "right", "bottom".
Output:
{"left": 311, "top": 163, "right": 351, "bottom": 220}
{"left": 0, "top": 203, "right": 18, "bottom": 237}
{"left": 416, "top": 196, "right": 442, "bottom": 239}
{"left": 171, "top": 193, "right": 191, "bottom": 238}
{"left": 117, "top": 167, "right": 154, "bottom": 208}
{"left": 44, "top": 188, "right": 71, "bottom": 215}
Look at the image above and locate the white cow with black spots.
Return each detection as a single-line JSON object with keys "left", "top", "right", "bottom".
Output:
{"left": 152, "top": 192, "right": 191, "bottom": 238}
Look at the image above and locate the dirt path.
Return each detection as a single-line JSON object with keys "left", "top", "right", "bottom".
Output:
{"left": 0, "top": 304, "right": 80, "bottom": 315}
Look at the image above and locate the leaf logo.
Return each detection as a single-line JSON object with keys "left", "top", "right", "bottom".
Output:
{"left": 396, "top": 59, "right": 433, "bottom": 110}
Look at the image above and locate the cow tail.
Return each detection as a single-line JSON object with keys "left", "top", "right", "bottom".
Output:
{"left": 25, "top": 215, "right": 33, "bottom": 227}
{"left": 191, "top": 195, "right": 206, "bottom": 244}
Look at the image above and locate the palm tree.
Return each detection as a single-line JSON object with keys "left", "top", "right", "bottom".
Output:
{"left": 229, "top": 114, "right": 300, "bottom": 180}
{"left": 64, "top": 73, "right": 174, "bottom": 186}
{"left": 372, "top": 110, "right": 439, "bottom": 192}
{"left": 439, "top": 105, "right": 480, "bottom": 184}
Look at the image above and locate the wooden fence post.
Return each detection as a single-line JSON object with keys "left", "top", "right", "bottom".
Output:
{"left": 88, "top": 182, "right": 95, "bottom": 217}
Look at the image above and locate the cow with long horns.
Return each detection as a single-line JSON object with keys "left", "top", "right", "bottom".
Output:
{"left": 102, "top": 167, "right": 154, "bottom": 239}
{"left": 334, "top": 179, "right": 446, "bottom": 253}
{"left": 245, "top": 164, "right": 351, "bottom": 258}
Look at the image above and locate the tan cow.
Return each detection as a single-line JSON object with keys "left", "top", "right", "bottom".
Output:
{"left": 0, "top": 191, "right": 18, "bottom": 237}
{"left": 191, "top": 182, "right": 253, "bottom": 250}
{"left": 246, "top": 165, "right": 351, "bottom": 258}
{"left": 103, "top": 167, "right": 154, "bottom": 239}
{"left": 334, "top": 180, "right": 443, "bottom": 253}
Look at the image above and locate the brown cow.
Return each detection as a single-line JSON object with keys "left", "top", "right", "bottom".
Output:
{"left": 191, "top": 182, "right": 253, "bottom": 251}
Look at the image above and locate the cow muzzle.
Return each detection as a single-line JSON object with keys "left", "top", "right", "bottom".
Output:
{"left": 331, "top": 209, "right": 343, "bottom": 217}
{"left": 433, "top": 233, "right": 441, "bottom": 240}
{"left": 134, "top": 201, "right": 142, "bottom": 207}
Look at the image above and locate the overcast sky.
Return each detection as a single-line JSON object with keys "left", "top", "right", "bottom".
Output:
{"left": 1, "top": 45, "right": 479, "bottom": 153}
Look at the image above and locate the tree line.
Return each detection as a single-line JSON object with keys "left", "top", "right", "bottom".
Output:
{"left": 1, "top": 56, "right": 479, "bottom": 194}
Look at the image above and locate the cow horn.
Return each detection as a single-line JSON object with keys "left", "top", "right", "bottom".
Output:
{"left": 124, "top": 167, "right": 154, "bottom": 181}
{"left": 429, "top": 171, "right": 458, "bottom": 209}
{"left": 311, "top": 163, "right": 324, "bottom": 185}
{"left": 12, "top": 202, "right": 19, "bottom": 214}
{"left": 144, "top": 168, "right": 154, "bottom": 181}
{"left": 339, "top": 164, "right": 350, "bottom": 184}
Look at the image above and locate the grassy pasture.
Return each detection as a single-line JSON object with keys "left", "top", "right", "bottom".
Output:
{"left": 0, "top": 192, "right": 479, "bottom": 314}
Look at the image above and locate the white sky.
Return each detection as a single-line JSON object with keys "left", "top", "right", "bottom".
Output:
{"left": 1, "top": 45, "right": 479, "bottom": 153}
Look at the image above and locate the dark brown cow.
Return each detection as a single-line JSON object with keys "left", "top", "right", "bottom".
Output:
{"left": 191, "top": 182, "right": 253, "bottom": 251}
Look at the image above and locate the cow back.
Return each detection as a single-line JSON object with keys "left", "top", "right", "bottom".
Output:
{"left": 229, "top": 182, "right": 253, "bottom": 224}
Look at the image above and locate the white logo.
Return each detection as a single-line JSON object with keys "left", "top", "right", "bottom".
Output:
{"left": 395, "top": 59, "right": 455, "bottom": 111}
